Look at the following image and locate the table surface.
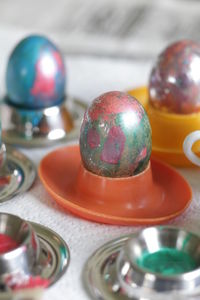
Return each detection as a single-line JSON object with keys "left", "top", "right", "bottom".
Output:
{"left": 0, "top": 42, "right": 200, "bottom": 300}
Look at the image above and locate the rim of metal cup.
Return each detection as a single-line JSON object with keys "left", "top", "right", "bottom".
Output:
{"left": 0, "top": 213, "right": 39, "bottom": 278}
{"left": 117, "top": 226, "right": 200, "bottom": 299}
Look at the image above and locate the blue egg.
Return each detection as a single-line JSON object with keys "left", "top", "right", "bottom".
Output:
{"left": 6, "top": 35, "right": 66, "bottom": 109}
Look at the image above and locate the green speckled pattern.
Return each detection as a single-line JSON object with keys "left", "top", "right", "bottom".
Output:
{"left": 137, "top": 247, "right": 197, "bottom": 276}
{"left": 80, "top": 91, "right": 152, "bottom": 177}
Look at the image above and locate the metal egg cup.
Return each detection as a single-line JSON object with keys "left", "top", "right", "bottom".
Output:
{"left": 2, "top": 95, "right": 87, "bottom": 147}
{"left": 0, "top": 142, "right": 36, "bottom": 203}
{"left": 84, "top": 226, "right": 200, "bottom": 300}
{"left": 0, "top": 213, "right": 70, "bottom": 293}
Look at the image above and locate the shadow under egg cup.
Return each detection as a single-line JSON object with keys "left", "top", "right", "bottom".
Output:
{"left": 2, "top": 96, "right": 87, "bottom": 147}
{"left": 39, "top": 145, "right": 192, "bottom": 226}
{"left": 0, "top": 213, "right": 70, "bottom": 289}
{"left": 84, "top": 226, "right": 200, "bottom": 300}
{"left": 128, "top": 86, "right": 200, "bottom": 167}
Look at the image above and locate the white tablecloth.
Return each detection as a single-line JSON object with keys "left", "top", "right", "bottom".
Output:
{"left": 0, "top": 52, "right": 200, "bottom": 300}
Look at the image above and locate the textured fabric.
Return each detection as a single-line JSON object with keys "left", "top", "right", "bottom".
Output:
{"left": 0, "top": 54, "right": 199, "bottom": 300}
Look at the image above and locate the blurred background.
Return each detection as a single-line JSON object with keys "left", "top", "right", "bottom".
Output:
{"left": 0, "top": 0, "right": 199, "bottom": 101}
{"left": 1, "top": 2, "right": 200, "bottom": 300}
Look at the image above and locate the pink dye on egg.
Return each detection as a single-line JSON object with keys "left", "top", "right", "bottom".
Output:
{"left": 0, "top": 233, "right": 18, "bottom": 254}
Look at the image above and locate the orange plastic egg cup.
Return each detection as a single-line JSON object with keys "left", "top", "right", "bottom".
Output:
{"left": 39, "top": 145, "right": 192, "bottom": 225}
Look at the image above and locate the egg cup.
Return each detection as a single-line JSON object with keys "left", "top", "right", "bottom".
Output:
{"left": 38, "top": 145, "right": 191, "bottom": 225}
{"left": 0, "top": 213, "right": 70, "bottom": 291}
{"left": 84, "top": 226, "right": 200, "bottom": 300}
{"left": 0, "top": 143, "right": 36, "bottom": 203}
{"left": 2, "top": 96, "right": 86, "bottom": 147}
{"left": 129, "top": 86, "right": 200, "bottom": 167}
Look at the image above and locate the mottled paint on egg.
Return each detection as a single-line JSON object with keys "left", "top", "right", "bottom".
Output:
{"left": 6, "top": 35, "right": 66, "bottom": 109}
{"left": 149, "top": 40, "right": 200, "bottom": 114}
{"left": 80, "top": 91, "right": 152, "bottom": 177}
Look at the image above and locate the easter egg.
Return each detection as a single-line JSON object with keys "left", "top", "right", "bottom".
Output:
{"left": 80, "top": 91, "right": 152, "bottom": 177}
{"left": 149, "top": 40, "right": 200, "bottom": 114}
{"left": 6, "top": 35, "right": 65, "bottom": 109}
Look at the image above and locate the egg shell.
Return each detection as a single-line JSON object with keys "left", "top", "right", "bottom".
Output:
{"left": 149, "top": 40, "right": 200, "bottom": 114}
{"left": 80, "top": 91, "right": 152, "bottom": 177}
{"left": 6, "top": 35, "right": 66, "bottom": 109}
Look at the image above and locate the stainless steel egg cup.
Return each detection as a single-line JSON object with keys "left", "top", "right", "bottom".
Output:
{"left": 0, "top": 213, "right": 70, "bottom": 291}
{"left": 84, "top": 226, "right": 200, "bottom": 300}
{"left": 2, "top": 96, "right": 87, "bottom": 147}
{"left": 0, "top": 144, "right": 36, "bottom": 203}
{"left": 0, "top": 213, "right": 39, "bottom": 279}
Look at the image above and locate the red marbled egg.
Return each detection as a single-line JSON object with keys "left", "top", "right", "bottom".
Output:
{"left": 80, "top": 91, "right": 152, "bottom": 177}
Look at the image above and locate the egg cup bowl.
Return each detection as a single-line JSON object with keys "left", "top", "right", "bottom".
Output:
{"left": 39, "top": 145, "right": 192, "bottom": 226}
{"left": 0, "top": 213, "right": 39, "bottom": 278}
{"left": 0, "top": 143, "right": 36, "bottom": 203}
{"left": 0, "top": 213, "right": 70, "bottom": 290}
{"left": 84, "top": 226, "right": 200, "bottom": 300}
{"left": 128, "top": 86, "right": 200, "bottom": 167}
{"left": 2, "top": 96, "right": 87, "bottom": 147}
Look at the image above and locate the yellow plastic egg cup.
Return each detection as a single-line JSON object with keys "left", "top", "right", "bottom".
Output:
{"left": 128, "top": 86, "right": 200, "bottom": 167}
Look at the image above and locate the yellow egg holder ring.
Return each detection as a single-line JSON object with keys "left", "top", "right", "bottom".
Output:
{"left": 128, "top": 86, "right": 200, "bottom": 167}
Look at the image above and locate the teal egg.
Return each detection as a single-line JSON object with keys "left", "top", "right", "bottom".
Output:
{"left": 6, "top": 35, "right": 66, "bottom": 109}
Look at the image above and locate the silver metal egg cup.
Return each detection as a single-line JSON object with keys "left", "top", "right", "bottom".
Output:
{"left": 2, "top": 96, "right": 87, "bottom": 147}
{"left": 0, "top": 213, "right": 70, "bottom": 292}
{"left": 0, "top": 144, "right": 36, "bottom": 203}
{"left": 84, "top": 226, "right": 200, "bottom": 300}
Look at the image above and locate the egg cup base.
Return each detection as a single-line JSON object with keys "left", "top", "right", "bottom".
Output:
{"left": 38, "top": 145, "right": 192, "bottom": 225}
{"left": 2, "top": 96, "right": 87, "bottom": 147}
{"left": 0, "top": 145, "right": 36, "bottom": 203}
{"left": 151, "top": 148, "right": 198, "bottom": 167}
{"left": 30, "top": 221, "right": 70, "bottom": 286}
{"left": 0, "top": 213, "right": 70, "bottom": 290}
